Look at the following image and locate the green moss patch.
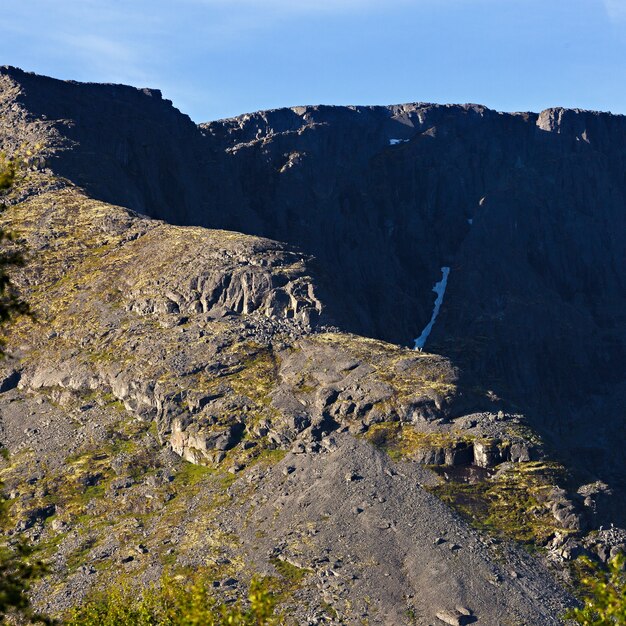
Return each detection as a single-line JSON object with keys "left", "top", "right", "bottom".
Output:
{"left": 428, "top": 461, "right": 569, "bottom": 545}
{"left": 365, "top": 422, "right": 472, "bottom": 461}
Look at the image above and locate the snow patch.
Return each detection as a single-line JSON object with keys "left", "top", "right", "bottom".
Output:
{"left": 389, "top": 138, "right": 409, "bottom": 145}
{"left": 414, "top": 267, "right": 451, "bottom": 351}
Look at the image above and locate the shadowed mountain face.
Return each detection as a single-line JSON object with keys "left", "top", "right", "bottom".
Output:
{"left": 1, "top": 65, "right": 625, "bottom": 486}
{"left": 3, "top": 66, "right": 626, "bottom": 622}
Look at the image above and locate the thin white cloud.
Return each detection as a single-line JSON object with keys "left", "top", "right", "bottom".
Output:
{"left": 0, "top": 1, "right": 160, "bottom": 86}
{"left": 56, "top": 33, "right": 152, "bottom": 85}
{"left": 180, "top": 0, "right": 423, "bottom": 42}
{"left": 61, "top": 34, "right": 133, "bottom": 65}
{"left": 604, "top": 0, "right": 626, "bottom": 20}
{"left": 187, "top": 0, "right": 416, "bottom": 14}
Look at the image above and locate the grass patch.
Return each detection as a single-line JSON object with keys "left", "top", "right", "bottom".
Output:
{"left": 269, "top": 557, "right": 311, "bottom": 587}
{"left": 173, "top": 461, "right": 213, "bottom": 487}
{"left": 252, "top": 447, "right": 288, "bottom": 467}
{"left": 428, "top": 461, "right": 569, "bottom": 545}
{"left": 321, "top": 601, "right": 339, "bottom": 619}
{"left": 63, "top": 569, "right": 281, "bottom": 625}
{"left": 66, "top": 536, "right": 98, "bottom": 571}
{"left": 365, "top": 422, "right": 471, "bottom": 462}
{"left": 268, "top": 558, "right": 311, "bottom": 601}
{"left": 78, "top": 482, "right": 107, "bottom": 505}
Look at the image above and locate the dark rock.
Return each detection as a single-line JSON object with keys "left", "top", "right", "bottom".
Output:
{"left": 0, "top": 369, "right": 21, "bottom": 392}
{"left": 21, "top": 504, "right": 56, "bottom": 529}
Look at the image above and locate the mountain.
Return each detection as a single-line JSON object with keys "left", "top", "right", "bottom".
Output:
{"left": 0, "top": 65, "right": 624, "bottom": 625}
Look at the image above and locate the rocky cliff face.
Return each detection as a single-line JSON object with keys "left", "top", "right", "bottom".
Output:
{"left": 0, "top": 66, "right": 624, "bottom": 624}
{"left": 3, "top": 66, "right": 625, "bottom": 404}
{"left": 200, "top": 104, "right": 626, "bottom": 436}
{"left": 3, "top": 65, "right": 624, "bottom": 498}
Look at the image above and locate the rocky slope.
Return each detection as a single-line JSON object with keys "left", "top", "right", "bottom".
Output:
{"left": 0, "top": 185, "right": 577, "bottom": 625}
{"left": 0, "top": 66, "right": 624, "bottom": 624}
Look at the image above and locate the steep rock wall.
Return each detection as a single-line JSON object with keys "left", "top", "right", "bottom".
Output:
{"left": 1, "top": 65, "right": 624, "bottom": 486}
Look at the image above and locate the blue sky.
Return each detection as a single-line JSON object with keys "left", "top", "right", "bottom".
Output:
{"left": 1, "top": 0, "right": 625, "bottom": 122}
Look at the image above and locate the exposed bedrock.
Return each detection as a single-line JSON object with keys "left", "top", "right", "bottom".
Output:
{"left": 1, "top": 67, "right": 624, "bottom": 421}
{"left": 0, "top": 65, "right": 624, "bottom": 516}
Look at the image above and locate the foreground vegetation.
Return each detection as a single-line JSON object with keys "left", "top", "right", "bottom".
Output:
{"left": 567, "top": 554, "right": 626, "bottom": 626}
{"left": 0, "top": 151, "right": 29, "bottom": 334}
{"left": 0, "top": 152, "right": 49, "bottom": 624}
{"left": 64, "top": 575, "right": 279, "bottom": 626}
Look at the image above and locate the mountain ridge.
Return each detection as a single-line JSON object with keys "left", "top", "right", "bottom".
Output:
{"left": 0, "top": 66, "right": 624, "bottom": 624}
